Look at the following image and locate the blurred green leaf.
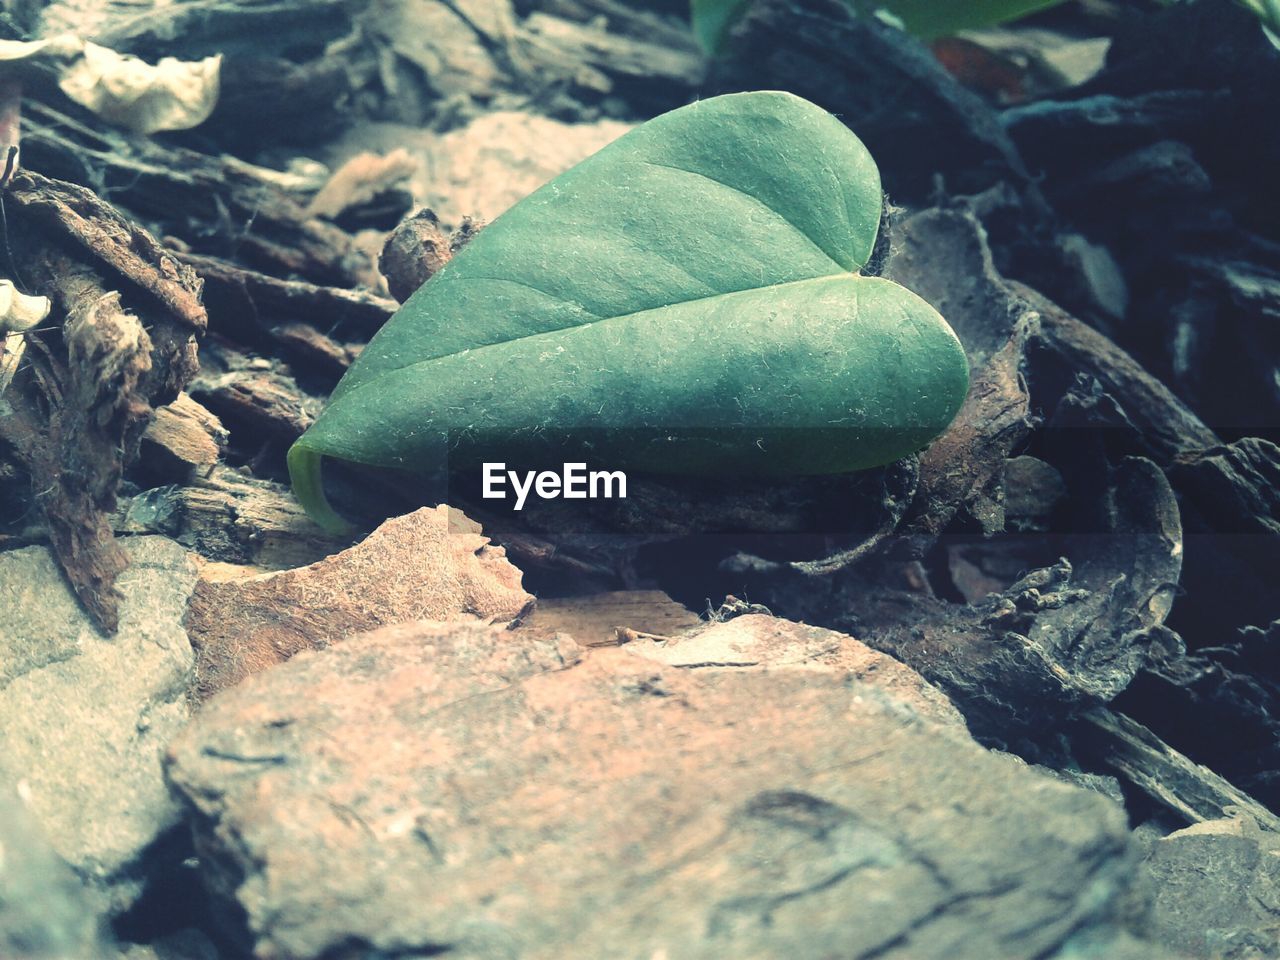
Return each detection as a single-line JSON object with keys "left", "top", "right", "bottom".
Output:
{"left": 1238, "top": 0, "right": 1280, "bottom": 45}
{"left": 852, "top": 0, "right": 1068, "bottom": 41}
{"left": 691, "top": 0, "right": 750, "bottom": 52}
{"left": 692, "top": 0, "right": 1070, "bottom": 53}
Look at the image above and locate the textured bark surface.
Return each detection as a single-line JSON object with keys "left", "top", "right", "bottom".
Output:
{"left": 184, "top": 505, "right": 532, "bottom": 701}
{"left": 168, "top": 618, "right": 1156, "bottom": 960}
{"left": 0, "top": 174, "right": 204, "bottom": 631}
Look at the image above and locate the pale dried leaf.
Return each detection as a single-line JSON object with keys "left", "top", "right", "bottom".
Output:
{"left": 0, "top": 33, "right": 79, "bottom": 62}
{"left": 0, "top": 33, "right": 220, "bottom": 133}
{"left": 0, "top": 279, "right": 51, "bottom": 334}
{"left": 0, "top": 281, "right": 52, "bottom": 397}
{"left": 58, "top": 42, "right": 220, "bottom": 134}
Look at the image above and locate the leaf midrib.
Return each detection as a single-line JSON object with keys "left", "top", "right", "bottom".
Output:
{"left": 636, "top": 159, "right": 851, "bottom": 272}
{"left": 423, "top": 157, "right": 850, "bottom": 326}
{"left": 334, "top": 153, "right": 867, "bottom": 407}
{"left": 333, "top": 272, "right": 864, "bottom": 407}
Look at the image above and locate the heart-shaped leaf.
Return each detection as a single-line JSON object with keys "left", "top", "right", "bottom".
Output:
{"left": 289, "top": 91, "right": 969, "bottom": 531}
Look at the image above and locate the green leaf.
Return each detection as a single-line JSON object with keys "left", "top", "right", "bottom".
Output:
{"left": 855, "top": 0, "right": 1068, "bottom": 41}
{"left": 289, "top": 92, "right": 969, "bottom": 532}
{"left": 690, "top": 0, "right": 750, "bottom": 52}
{"left": 1238, "top": 0, "right": 1280, "bottom": 42}
{"left": 691, "top": 0, "right": 1070, "bottom": 54}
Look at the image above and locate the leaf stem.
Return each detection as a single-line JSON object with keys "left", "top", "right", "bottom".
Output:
{"left": 287, "top": 444, "right": 356, "bottom": 535}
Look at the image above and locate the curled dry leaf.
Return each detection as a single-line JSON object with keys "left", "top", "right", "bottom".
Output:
{"left": 0, "top": 33, "right": 219, "bottom": 135}
{"left": 862, "top": 456, "right": 1182, "bottom": 742}
{"left": 885, "top": 207, "right": 1036, "bottom": 547}
{"left": 0, "top": 34, "right": 81, "bottom": 65}
{"left": 59, "top": 42, "right": 221, "bottom": 135}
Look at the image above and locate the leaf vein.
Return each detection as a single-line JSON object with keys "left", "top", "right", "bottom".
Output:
{"left": 435, "top": 274, "right": 603, "bottom": 320}
{"left": 636, "top": 158, "right": 845, "bottom": 271}
{"left": 332, "top": 274, "right": 858, "bottom": 403}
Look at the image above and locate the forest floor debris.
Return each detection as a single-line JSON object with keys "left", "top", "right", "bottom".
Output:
{"left": 0, "top": 1, "right": 1277, "bottom": 958}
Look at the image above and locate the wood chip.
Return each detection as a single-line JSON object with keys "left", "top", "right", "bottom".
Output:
{"left": 519, "top": 590, "right": 702, "bottom": 646}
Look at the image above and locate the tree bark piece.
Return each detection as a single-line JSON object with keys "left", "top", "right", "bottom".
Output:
{"left": 0, "top": 169, "right": 206, "bottom": 631}
{"left": 22, "top": 102, "right": 374, "bottom": 288}
{"left": 178, "top": 251, "right": 394, "bottom": 341}
{"left": 116, "top": 464, "right": 352, "bottom": 570}
{"left": 165, "top": 618, "right": 1155, "bottom": 960}
{"left": 1024, "top": 283, "right": 1220, "bottom": 464}
{"left": 1077, "top": 707, "right": 1280, "bottom": 833}
{"left": 9, "top": 170, "right": 206, "bottom": 330}
{"left": 32, "top": 282, "right": 150, "bottom": 631}
{"left": 139, "top": 392, "right": 225, "bottom": 480}
{"left": 184, "top": 505, "right": 533, "bottom": 701}
{"left": 710, "top": 0, "right": 1034, "bottom": 204}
